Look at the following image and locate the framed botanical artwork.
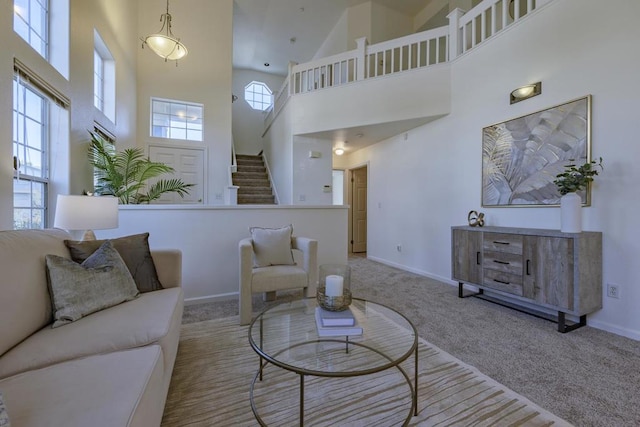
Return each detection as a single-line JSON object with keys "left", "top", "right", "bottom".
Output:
{"left": 482, "top": 95, "right": 592, "bottom": 207}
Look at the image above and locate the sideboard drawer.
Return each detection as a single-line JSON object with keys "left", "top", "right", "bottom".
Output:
{"left": 483, "top": 233, "right": 523, "bottom": 255}
{"left": 483, "top": 269, "right": 523, "bottom": 296}
{"left": 483, "top": 250, "right": 522, "bottom": 275}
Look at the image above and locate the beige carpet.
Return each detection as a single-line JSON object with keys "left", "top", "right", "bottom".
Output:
{"left": 162, "top": 316, "right": 570, "bottom": 426}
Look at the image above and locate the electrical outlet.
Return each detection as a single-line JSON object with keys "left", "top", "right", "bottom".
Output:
{"left": 396, "top": 244, "right": 402, "bottom": 252}
{"left": 607, "top": 283, "right": 620, "bottom": 299}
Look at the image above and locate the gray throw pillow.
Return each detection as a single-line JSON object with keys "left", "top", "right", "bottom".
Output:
{"left": 65, "top": 233, "right": 162, "bottom": 293}
{"left": 0, "top": 391, "right": 9, "bottom": 427}
{"left": 46, "top": 241, "right": 139, "bottom": 328}
{"left": 249, "top": 224, "right": 295, "bottom": 267}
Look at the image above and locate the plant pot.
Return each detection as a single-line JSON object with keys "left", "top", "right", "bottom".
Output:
{"left": 560, "top": 192, "right": 582, "bottom": 233}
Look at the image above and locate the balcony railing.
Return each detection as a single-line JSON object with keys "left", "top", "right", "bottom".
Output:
{"left": 265, "top": 0, "right": 551, "bottom": 129}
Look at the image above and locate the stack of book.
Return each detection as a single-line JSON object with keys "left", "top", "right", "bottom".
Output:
{"left": 314, "top": 306, "right": 363, "bottom": 337}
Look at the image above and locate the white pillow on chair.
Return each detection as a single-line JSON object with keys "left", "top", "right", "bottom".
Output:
{"left": 249, "top": 225, "right": 295, "bottom": 267}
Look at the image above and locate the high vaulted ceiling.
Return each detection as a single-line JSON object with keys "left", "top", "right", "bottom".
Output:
{"left": 233, "top": 0, "right": 434, "bottom": 76}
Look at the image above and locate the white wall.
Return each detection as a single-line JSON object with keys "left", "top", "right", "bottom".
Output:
{"left": 232, "top": 69, "right": 285, "bottom": 155}
{"left": 370, "top": 2, "right": 413, "bottom": 44}
{"left": 98, "top": 205, "right": 348, "bottom": 303}
{"left": 136, "top": 0, "right": 233, "bottom": 205}
{"left": 263, "top": 101, "right": 294, "bottom": 204}
{"left": 339, "top": 0, "right": 640, "bottom": 339}
{"left": 292, "top": 136, "right": 333, "bottom": 205}
{"left": 313, "top": 10, "right": 349, "bottom": 60}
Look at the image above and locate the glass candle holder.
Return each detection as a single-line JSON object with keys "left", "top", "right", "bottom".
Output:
{"left": 317, "top": 264, "right": 352, "bottom": 311}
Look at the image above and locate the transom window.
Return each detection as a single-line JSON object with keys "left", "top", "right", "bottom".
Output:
{"left": 244, "top": 81, "right": 273, "bottom": 111}
{"left": 151, "top": 98, "right": 203, "bottom": 142}
{"left": 13, "top": 0, "right": 49, "bottom": 59}
{"left": 13, "top": 76, "right": 48, "bottom": 229}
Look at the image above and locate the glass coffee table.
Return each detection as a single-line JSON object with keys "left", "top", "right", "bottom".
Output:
{"left": 248, "top": 298, "right": 418, "bottom": 426}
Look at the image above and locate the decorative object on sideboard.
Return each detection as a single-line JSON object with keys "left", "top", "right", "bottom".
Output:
{"left": 317, "top": 264, "right": 352, "bottom": 311}
{"left": 510, "top": 81, "right": 542, "bottom": 104}
{"left": 141, "top": 0, "right": 188, "bottom": 63}
{"left": 482, "top": 96, "right": 591, "bottom": 207}
{"left": 467, "top": 210, "right": 485, "bottom": 227}
{"left": 554, "top": 157, "right": 603, "bottom": 233}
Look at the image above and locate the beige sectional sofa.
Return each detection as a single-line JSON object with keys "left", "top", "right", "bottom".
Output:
{"left": 0, "top": 229, "right": 184, "bottom": 426}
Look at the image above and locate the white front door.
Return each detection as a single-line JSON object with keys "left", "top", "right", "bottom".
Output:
{"left": 148, "top": 145, "right": 205, "bottom": 204}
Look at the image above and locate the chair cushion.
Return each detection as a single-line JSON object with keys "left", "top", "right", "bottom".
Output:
{"left": 252, "top": 265, "right": 308, "bottom": 292}
{"left": 65, "top": 233, "right": 163, "bottom": 293}
{"left": 46, "top": 241, "right": 139, "bottom": 328}
{"left": 249, "top": 225, "right": 295, "bottom": 267}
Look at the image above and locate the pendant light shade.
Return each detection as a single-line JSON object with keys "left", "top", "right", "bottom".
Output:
{"left": 142, "top": 0, "right": 188, "bottom": 62}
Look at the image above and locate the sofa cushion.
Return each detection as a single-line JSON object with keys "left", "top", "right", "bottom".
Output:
{"left": 252, "top": 265, "right": 308, "bottom": 292}
{"left": 0, "top": 346, "right": 165, "bottom": 427}
{"left": 0, "top": 287, "right": 182, "bottom": 379}
{"left": 250, "top": 224, "right": 295, "bottom": 267}
{"left": 0, "top": 229, "right": 72, "bottom": 358}
{"left": 46, "top": 241, "right": 139, "bottom": 328}
{"left": 65, "top": 233, "right": 163, "bottom": 293}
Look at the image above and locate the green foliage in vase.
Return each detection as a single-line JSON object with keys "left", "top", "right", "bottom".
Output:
{"left": 88, "top": 131, "right": 194, "bottom": 204}
{"left": 554, "top": 157, "right": 603, "bottom": 196}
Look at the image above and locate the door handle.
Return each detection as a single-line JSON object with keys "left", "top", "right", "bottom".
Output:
{"left": 526, "top": 259, "right": 531, "bottom": 275}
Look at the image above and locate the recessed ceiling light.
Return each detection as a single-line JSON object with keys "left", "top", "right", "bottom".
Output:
{"left": 334, "top": 148, "right": 345, "bottom": 156}
{"left": 264, "top": 63, "right": 270, "bottom": 67}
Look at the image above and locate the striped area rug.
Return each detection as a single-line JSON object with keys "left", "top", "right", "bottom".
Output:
{"left": 161, "top": 316, "right": 570, "bottom": 427}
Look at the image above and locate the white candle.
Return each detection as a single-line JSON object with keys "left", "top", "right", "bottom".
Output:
{"left": 325, "top": 275, "right": 344, "bottom": 297}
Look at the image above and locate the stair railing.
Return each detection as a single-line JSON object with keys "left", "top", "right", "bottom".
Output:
{"left": 261, "top": 153, "right": 279, "bottom": 205}
{"left": 227, "top": 139, "right": 238, "bottom": 205}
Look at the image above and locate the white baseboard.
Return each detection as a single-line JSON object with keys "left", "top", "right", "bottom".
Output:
{"left": 184, "top": 292, "right": 238, "bottom": 306}
{"left": 366, "top": 256, "right": 455, "bottom": 286}
{"left": 587, "top": 320, "right": 640, "bottom": 341}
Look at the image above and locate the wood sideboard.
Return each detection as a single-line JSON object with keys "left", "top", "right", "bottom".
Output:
{"left": 451, "top": 226, "right": 602, "bottom": 332}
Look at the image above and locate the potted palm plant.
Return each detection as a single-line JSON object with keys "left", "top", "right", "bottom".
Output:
{"left": 88, "top": 131, "right": 194, "bottom": 204}
{"left": 553, "top": 157, "right": 603, "bottom": 233}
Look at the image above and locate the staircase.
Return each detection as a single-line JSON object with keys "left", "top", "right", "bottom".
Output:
{"left": 233, "top": 155, "right": 276, "bottom": 204}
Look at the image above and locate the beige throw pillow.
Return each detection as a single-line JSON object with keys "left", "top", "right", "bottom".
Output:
{"left": 250, "top": 225, "right": 295, "bottom": 267}
{"left": 46, "top": 241, "right": 139, "bottom": 328}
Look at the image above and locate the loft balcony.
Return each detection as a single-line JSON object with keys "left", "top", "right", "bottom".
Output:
{"left": 264, "top": 0, "right": 552, "bottom": 144}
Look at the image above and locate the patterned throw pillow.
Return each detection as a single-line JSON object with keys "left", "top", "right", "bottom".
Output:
{"left": 0, "top": 392, "right": 10, "bottom": 426}
{"left": 46, "top": 241, "right": 139, "bottom": 328}
{"left": 65, "top": 233, "right": 162, "bottom": 293}
{"left": 249, "top": 224, "right": 295, "bottom": 268}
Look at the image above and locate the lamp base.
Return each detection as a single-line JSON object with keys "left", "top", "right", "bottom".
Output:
{"left": 82, "top": 229, "right": 97, "bottom": 241}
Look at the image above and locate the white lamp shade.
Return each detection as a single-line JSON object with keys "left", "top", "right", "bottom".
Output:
{"left": 54, "top": 195, "right": 119, "bottom": 231}
{"left": 145, "top": 34, "right": 188, "bottom": 60}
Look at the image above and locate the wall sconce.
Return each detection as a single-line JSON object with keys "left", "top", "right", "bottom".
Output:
{"left": 510, "top": 82, "right": 542, "bottom": 104}
{"left": 334, "top": 148, "right": 345, "bottom": 156}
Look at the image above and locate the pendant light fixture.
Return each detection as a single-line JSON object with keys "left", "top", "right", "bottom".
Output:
{"left": 141, "top": 0, "right": 188, "bottom": 62}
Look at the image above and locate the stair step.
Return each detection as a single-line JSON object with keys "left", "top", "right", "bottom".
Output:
{"left": 238, "top": 194, "right": 275, "bottom": 204}
{"left": 233, "top": 172, "right": 267, "bottom": 180}
{"left": 233, "top": 179, "right": 271, "bottom": 187}
{"left": 238, "top": 186, "right": 272, "bottom": 195}
{"left": 236, "top": 165, "right": 266, "bottom": 173}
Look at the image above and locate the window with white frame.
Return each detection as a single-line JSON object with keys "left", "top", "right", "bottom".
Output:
{"left": 94, "top": 30, "right": 115, "bottom": 122}
{"left": 151, "top": 98, "right": 203, "bottom": 141}
{"left": 13, "top": 0, "right": 49, "bottom": 59}
{"left": 13, "top": 77, "right": 48, "bottom": 229}
{"left": 244, "top": 81, "right": 273, "bottom": 111}
{"left": 13, "top": 64, "right": 69, "bottom": 230}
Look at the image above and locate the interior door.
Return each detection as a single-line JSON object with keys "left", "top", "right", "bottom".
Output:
{"left": 351, "top": 166, "right": 367, "bottom": 253}
{"left": 148, "top": 145, "right": 205, "bottom": 204}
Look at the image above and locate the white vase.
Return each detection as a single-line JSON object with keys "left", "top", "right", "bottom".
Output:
{"left": 560, "top": 193, "right": 582, "bottom": 233}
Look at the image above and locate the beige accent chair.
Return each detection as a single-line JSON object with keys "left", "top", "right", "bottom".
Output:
{"left": 239, "top": 236, "right": 318, "bottom": 325}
